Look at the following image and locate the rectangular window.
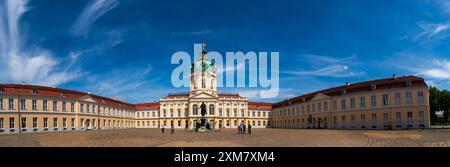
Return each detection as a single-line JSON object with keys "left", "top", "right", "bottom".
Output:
{"left": 20, "top": 99, "right": 26, "bottom": 110}
{"left": 252, "top": 111, "right": 255, "bottom": 117}
{"left": 170, "top": 109, "right": 173, "bottom": 117}
{"left": 419, "top": 111, "right": 424, "bottom": 121}
{"left": 33, "top": 117, "right": 37, "bottom": 128}
{"left": 360, "top": 96, "right": 366, "bottom": 108}
{"left": 324, "top": 102, "right": 328, "bottom": 111}
{"left": 62, "top": 101, "right": 66, "bottom": 112}
{"left": 351, "top": 115, "right": 356, "bottom": 121}
{"left": 87, "top": 104, "right": 90, "bottom": 113}
{"left": 70, "top": 102, "right": 75, "bottom": 112}
{"left": 407, "top": 112, "right": 413, "bottom": 119}
{"left": 263, "top": 112, "right": 266, "bottom": 117}
{"left": 341, "top": 99, "right": 346, "bottom": 110}
{"left": 226, "top": 109, "right": 230, "bottom": 117}
{"left": 371, "top": 114, "right": 377, "bottom": 121}
{"left": 382, "top": 94, "right": 389, "bottom": 106}
{"left": 396, "top": 112, "right": 401, "bottom": 122}
{"left": 53, "top": 118, "right": 58, "bottom": 128}
{"left": 312, "top": 104, "right": 316, "bottom": 112}
{"left": 80, "top": 104, "right": 84, "bottom": 113}
{"left": 9, "top": 117, "right": 15, "bottom": 128}
{"left": 333, "top": 100, "right": 337, "bottom": 111}
{"left": 43, "top": 118, "right": 48, "bottom": 128}
{"left": 177, "top": 110, "right": 180, "bottom": 117}
{"left": 360, "top": 114, "right": 366, "bottom": 121}
{"left": 43, "top": 100, "right": 48, "bottom": 111}
{"left": 8, "top": 99, "right": 14, "bottom": 110}
{"left": 32, "top": 99, "right": 37, "bottom": 111}
{"left": 234, "top": 120, "right": 237, "bottom": 126}
{"left": 234, "top": 110, "right": 237, "bottom": 117}
{"left": 63, "top": 118, "right": 67, "bottom": 127}
{"left": 371, "top": 95, "right": 377, "bottom": 107}
{"left": 53, "top": 101, "right": 58, "bottom": 111}
{"left": 417, "top": 91, "right": 424, "bottom": 104}
{"left": 71, "top": 118, "right": 75, "bottom": 127}
{"left": 395, "top": 92, "right": 401, "bottom": 105}
{"left": 406, "top": 92, "right": 412, "bottom": 104}
{"left": 318, "top": 103, "right": 322, "bottom": 112}
{"left": 0, "top": 118, "right": 3, "bottom": 129}
{"left": 350, "top": 98, "right": 355, "bottom": 109}
{"left": 0, "top": 97, "right": 3, "bottom": 110}
{"left": 258, "top": 111, "right": 261, "bottom": 117}
{"left": 241, "top": 110, "right": 245, "bottom": 117}
{"left": 383, "top": 113, "right": 389, "bottom": 122}
{"left": 21, "top": 117, "right": 26, "bottom": 128}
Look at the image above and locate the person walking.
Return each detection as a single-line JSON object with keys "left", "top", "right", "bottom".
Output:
{"left": 161, "top": 125, "right": 165, "bottom": 134}
{"left": 248, "top": 124, "right": 252, "bottom": 134}
{"left": 242, "top": 123, "right": 246, "bottom": 134}
{"left": 171, "top": 125, "right": 174, "bottom": 134}
{"left": 237, "top": 125, "right": 241, "bottom": 134}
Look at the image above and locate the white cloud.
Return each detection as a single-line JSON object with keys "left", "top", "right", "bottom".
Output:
{"left": 78, "top": 65, "right": 160, "bottom": 102}
{"left": 284, "top": 65, "right": 364, "bottom": 78}
{"left": 302, "top": 54, "right": 361, "bottom": 65}
{"left": 71, "top": 0, "right": 119, "bottom": 36}
{"left": 419, "top": 60, "right": 450, "bottom": 80}
{"left": 411, "top": 22, "right": 450, "bottom": 41}
{"left": 0, "top": 0, "right": 80, "bottom": 86}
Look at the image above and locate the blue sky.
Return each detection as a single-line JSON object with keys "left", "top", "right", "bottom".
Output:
{"left": 1, "top": 0, "right": 450, "bottom": 103}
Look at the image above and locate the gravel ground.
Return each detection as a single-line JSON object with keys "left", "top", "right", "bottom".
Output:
{"left": 0, "top": 128, "right": 449, "bottom": 147}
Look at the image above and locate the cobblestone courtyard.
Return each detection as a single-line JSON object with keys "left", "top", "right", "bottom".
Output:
{"left": 1, "top": 128, "right": 449, "bottom": 147}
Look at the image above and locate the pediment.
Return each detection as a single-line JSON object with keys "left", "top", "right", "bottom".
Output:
{"left": 310, "top": 93, "right": 329, "bottom": 101}
{"left": 78, "top": 95, "right": 98, "bottom": 103}
{"left": 190, "top": 92, "right": 217, "bottom": 99}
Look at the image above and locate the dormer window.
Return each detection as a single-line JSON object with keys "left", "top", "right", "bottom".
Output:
{"left": 406, "top": 81, "right": 412, "bottom": 87}
{"left": 341, "top": 89, "right": 346, "bottom": 95}
{"left": 370, "top": 84, "right": 377, "bottom": 90}
{"left": 61, "top": 93, "right": 66, "bottom": 97}
{"left": 31, "top": 89, "right": 38, "bottom": 94}
{"left": 0, "top": 87, "right": 4, "bottom": 92}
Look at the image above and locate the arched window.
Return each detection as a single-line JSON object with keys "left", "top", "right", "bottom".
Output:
{"left": 202, "top": 79, "right": 206, "bottom": 88}
{"left": 209, "top": 104, "right": 214, "bottom": 115}
{"left": 193, "top": 104, "right": 198, "bottom": 115}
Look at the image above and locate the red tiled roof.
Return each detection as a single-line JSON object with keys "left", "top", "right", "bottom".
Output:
{"left": 248, "top": 102, "right": 273, "bottom": 110}
{"left": 134, "top": 102, "right": 160, "bottom": 110}
{"left": 272, "top": 75, "right": 427, "bottom": 109}
{"left": 0, "top": 84, "right": 135, "bottom": 110}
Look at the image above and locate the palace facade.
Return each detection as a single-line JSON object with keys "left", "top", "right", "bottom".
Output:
{"left": 271, "top": 75, "right": 431, "bottom": 130}
{"left": 0, "top": 45, "right": 431, "bottom": 133}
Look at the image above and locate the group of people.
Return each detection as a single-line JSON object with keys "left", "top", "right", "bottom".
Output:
{"left": 237, "top": 122, "right": 252, "bottom": 134}
{"left": 161, "top": 125, "right": 175, "bottom": 134}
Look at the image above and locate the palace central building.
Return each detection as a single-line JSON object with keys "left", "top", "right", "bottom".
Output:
{"left": 134, "top": 45, "right": 272, "bottom": 129}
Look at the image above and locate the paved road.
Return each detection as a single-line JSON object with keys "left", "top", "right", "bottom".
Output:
{"left": 0, "top": 128, "right": 449, "bottom": 147}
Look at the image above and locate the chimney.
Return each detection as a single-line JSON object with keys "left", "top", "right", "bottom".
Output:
{"left": 393, "top": 74, "right": 397, "bottom": 79}
{"left": 346, "top": 82, "right": 350, "bottom": 86}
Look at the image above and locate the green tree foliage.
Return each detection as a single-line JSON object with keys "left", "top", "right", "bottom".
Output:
{"left": 429, "top": 86, "right": 450, "bottom": 124}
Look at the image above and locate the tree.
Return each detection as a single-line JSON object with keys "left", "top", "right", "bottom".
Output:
{"left": 429, "top": 86, "right": 450, "bottom": 124}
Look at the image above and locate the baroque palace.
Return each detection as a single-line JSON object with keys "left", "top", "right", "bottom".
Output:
{"left": 0, "top": 46, "right": 431, "bottom": 134}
